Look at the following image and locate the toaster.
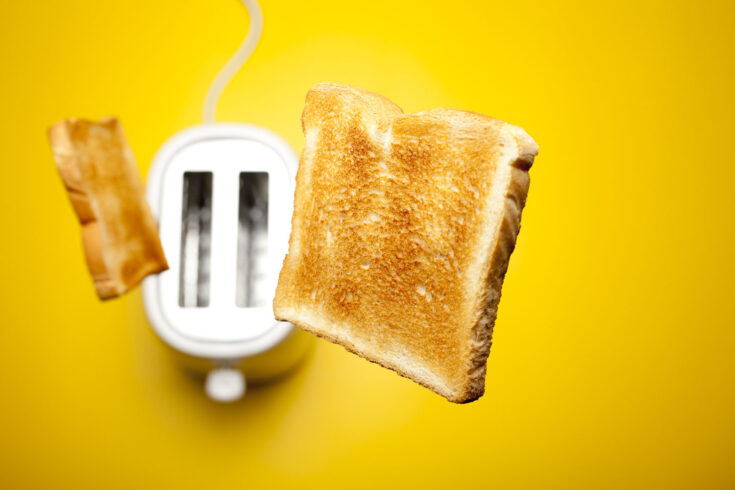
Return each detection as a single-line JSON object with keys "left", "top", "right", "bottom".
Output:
{"left": 142, "top": 123, "right": 311, "bottom": 401}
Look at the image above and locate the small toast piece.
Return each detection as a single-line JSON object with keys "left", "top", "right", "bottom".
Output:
{"left": 48, "top": 117, "right": 168, "bottom": 299}
{"left": 274, "top": 83, "right": 538, "bottom": 403}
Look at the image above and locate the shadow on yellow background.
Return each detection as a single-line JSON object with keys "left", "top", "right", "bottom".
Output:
{"left": 1, "top": 0, "right": 734, "bottom": 488}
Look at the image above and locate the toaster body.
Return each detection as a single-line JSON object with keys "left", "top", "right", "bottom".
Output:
{"left": 142, "top": 123, "right": 310, "bottom": 401}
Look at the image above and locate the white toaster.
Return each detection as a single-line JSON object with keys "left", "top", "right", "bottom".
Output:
{"left": 142, "top": 123, "right": 311, "bottom": 402}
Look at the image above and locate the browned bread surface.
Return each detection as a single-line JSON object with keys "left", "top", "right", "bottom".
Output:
{"left": 274, "top": 83, "right": 537, "bottom": 402}
{"left": 48, "top": 117, "right": 168, "bottom": 299}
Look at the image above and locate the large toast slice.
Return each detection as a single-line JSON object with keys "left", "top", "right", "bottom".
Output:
{"left": 48, "top": 117, "right": 168, "bottom": 299}
{"left": 274, "top": 83, "right": 538, "bottom": 403}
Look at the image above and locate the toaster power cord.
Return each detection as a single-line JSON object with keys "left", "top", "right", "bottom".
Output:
{"left": 202, "top": 0, "right": 263, "bottom": 123}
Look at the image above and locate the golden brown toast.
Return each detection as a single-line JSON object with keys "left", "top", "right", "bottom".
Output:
{"left": 274, "top": 82, "right": 537, "bottom": 403}
{"left": 48, "top": 117, "right": 168, "bottom": 299}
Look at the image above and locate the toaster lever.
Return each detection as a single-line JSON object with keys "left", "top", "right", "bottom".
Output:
{"left": 205, "top": 367, "right": 246, "bottom": 402}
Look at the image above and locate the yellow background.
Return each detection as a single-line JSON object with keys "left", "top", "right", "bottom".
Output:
{"left": 2, "top": 0, "right": 734, "bottom": 488}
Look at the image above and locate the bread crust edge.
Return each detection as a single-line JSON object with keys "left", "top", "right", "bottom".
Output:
{"left": 461, "top": 126, "right": 537, "bottom": 402}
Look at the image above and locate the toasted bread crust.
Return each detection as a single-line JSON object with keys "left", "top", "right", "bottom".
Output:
{"left": 461, "top": 127, "right": 537, "bottom": 402}
{"left": 48, "top": 117, "right": 168, "bottom": 299}
{"left": 275, "top": 83, "right": 537, "bottom": 402}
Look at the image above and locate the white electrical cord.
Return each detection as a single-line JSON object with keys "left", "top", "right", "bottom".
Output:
{"left": 202, "top": 0, "right": 263, "bottom": 124}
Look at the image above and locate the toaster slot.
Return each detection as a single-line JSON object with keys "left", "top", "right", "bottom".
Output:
{"left": 179, "top": 172, "right": 213, "bottom": 307}
{"left": 236, "top": 172, "right": 269, "bottom": 307}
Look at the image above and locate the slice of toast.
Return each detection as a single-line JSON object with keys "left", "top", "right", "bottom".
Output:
{"left": 48, "top": 117, "right": 168, "bottom": 299}
{"left": 274, "top": 83, "right": 538, "bottom": 403}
